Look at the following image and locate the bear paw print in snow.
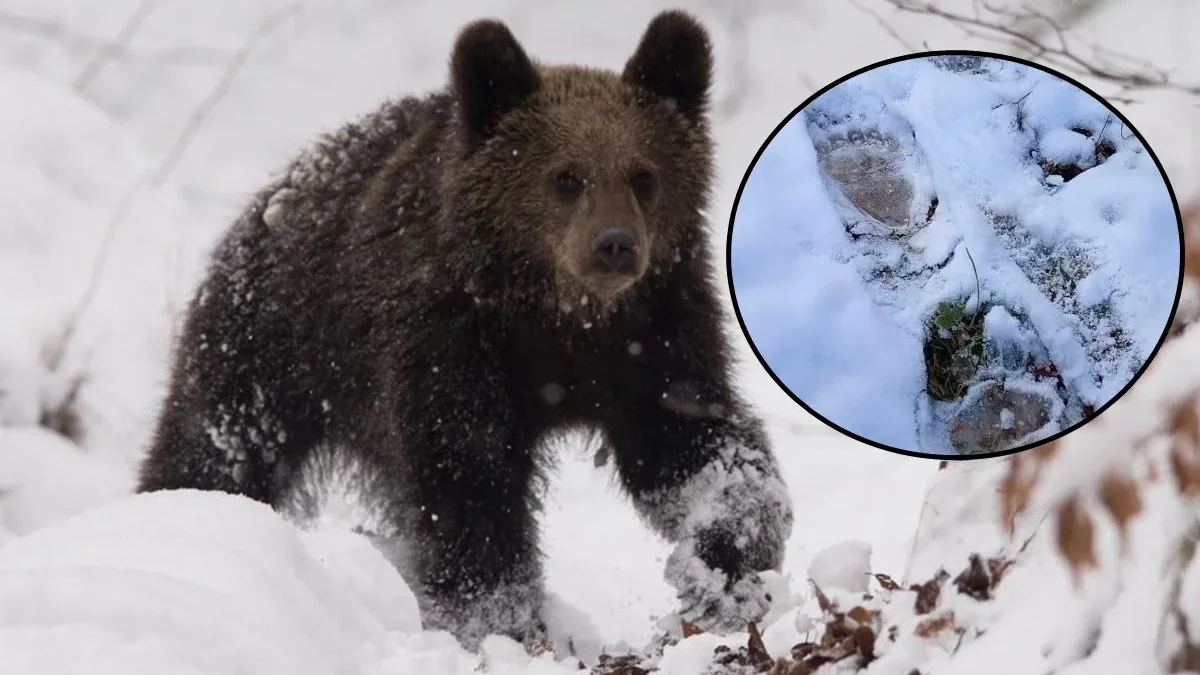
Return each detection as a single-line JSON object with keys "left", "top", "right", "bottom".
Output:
{"left": 811, "top": 112, "right": 938, "bottom": 239}
{"left": 948, "top": 381, "right": 1057, "bottom": 456}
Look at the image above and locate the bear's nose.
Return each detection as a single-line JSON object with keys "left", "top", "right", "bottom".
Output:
{"left": 591, "top": 228, "right": 638, "bottom": 273}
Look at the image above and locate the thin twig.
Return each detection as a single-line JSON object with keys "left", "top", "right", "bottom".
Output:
{"left": 1003, "top": 0, "right": 1106, "bottom": 46}
{"left": 1158, "top": 518, "right": 1200, "bottom": 671}
{"left": 879, "top": 0, "right": 1200, "bottom": 102}
{"left": 703, "top": 0, "right": 757, "bottom": 122}
{"left": 847, "top": 0, "right": 920, "bottom": 52}
{"left": 1013, "top": 510, "right": 1049, "bottom": 555}
{"left": 0, "top": 7, "right": 230, "bottom": 65}
{"left": 965, "top": 245, "right": 982, "bottom": 320}
{"left": 903, "top": 487, "right": 936, "bottom": 585}
{"left": 152, "top": 4, "right": 300, "bottom": 187}
{"left": 44, "top": 176, "right": 152, "bottom": 371}
{"left": 72, "top": 0, "right": 163, "bottom": 93}
{"left": 1092, "top": 115, "right": 1113, "bottom": 153}
{"left": 46, "top": 4, "right": 301, "bottom": 371}
{"left": 0, "top": 7, "right": 105, "bottom": 47}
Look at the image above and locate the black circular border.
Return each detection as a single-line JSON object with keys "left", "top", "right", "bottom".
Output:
{"left": 726, "top": 49, "right": 1186, "bottom": 462}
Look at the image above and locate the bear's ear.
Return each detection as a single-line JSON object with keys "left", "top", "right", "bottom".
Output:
{"left": 450, "top": 19, "right": 540, "bottom": 144}
{"left": 622, "top": 10, "right": 713, "bottom": 120}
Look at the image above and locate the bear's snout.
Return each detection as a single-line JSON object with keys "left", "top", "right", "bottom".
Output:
{"left": 591, "top": 228, "right": 639, "bottom": 274}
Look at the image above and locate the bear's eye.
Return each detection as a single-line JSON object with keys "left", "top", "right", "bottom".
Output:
{"left": 554, "top": 170, "right": 584, "bottom": 200}
{"left": 630, "top": 169, "right": 657, "bottom": 202}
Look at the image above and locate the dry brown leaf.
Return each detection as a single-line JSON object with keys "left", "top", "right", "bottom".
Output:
{"left": 853, "top": 625, "right": 877, "bottom": 662}
{"left": 810, "top": 581, "right": 832, "bottom": 613}
{"left": 914, "top": 611, "right": 956, "bottom": 638}
{"left": 987, "top": 557, "right": 1016, "bottom": 586}
{"left": 952, "top": 553, "right": 993, "bottom": 601}
{"left": 1171, "top": 398, "right": 1200, "bottom": 497}
{"left": 1172, "top": 445, "right": 1200, "bottom": 498}
{"left": 1000, "top": 441, "right": 1059, "bottom": 534}
{"left": 1098, "top": 473, "right": 1143, "bottom": 544}
{"left": 1176, "top": 398, "right": 1200, "bottom": 447}
{"left": 911, "top": 569, "right": 950, "bottom": 615}
{"left": 1057, "top": 497, "right": 1098, "bottom": 580}
{"left": 846, "top": 606, "right": 877, "bottom": 626}
{"left": 593, "top": 654, "right": 653, "bottom": 675}
{"left": 680, "top": 620, "right": 702, "bottom": 638}
{"left": 790, "top": 643, "right": 816, "bottom": 662}
{"left": 1183, "top": 204, "right": 1200, "bottom": 282}
{"left": 874, "top": 573, "right": 902, "bottom": 591}
{"left": 747, "top": 622, "right": 773, "bottom": 670}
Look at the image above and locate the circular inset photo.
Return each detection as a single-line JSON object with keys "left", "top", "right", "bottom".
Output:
{"left": 728, "top": 52, "right": 1183, "bottom": 459}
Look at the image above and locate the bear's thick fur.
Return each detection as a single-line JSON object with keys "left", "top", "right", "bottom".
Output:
{"left": 138, "top": 10, "right": 793, "bottom": 649}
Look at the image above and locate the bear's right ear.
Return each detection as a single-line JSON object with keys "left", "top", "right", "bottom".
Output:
{"left": 622, "top": 10, "right": 713, "bottom": 121}
{"left": 450, "top": 19, "right": 540, "bottom": 145}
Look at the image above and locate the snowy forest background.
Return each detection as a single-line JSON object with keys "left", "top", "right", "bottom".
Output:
{"left": 2, "top": 1, "right": 1200, "bottom": 673}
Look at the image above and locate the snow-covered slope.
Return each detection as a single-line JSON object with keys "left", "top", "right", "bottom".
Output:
{"left": 0, "top": 490, "right": 423, "bottom": 675}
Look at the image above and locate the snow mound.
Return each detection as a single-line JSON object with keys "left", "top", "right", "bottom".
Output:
{"left": 0, "top": 426, "right": 132, "bottom": 535}
{"left": 0, "top": 488, "right": 619, "bottom": 675}
{"left": 808, "top": 540, "right": 873, "bottom": 593}
{"left": 0, "top": 490, "right": 421, "bottom": 675}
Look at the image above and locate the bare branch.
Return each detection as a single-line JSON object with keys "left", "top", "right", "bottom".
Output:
{"left": 878, "top": 0, "right": 1200, "bottom": 102}
{"left": 848, "top": 0, "right": 921, "bottom": 53}
{"left": 151, "top": 4, "right": 299, "bottom": 187}
{"left": 72, "top": 0, "right": 164, "bottom": 93}
{"left": 0, "top": 7, "right": 101, "bottom": 46}
{"left": 708, "top": 0, "right": 753, "bottom": 121}
{"left": 1004, "top": 0, "right": 1110, "bottom": 50}
{"left": 45, "top": 4, "right": 302, "bottom": 371}
{"left": 0, "top": 7, "right": 230, "bottom": 67}
{"left": 701, "top": 0, "right": 818, "bottom": 120}
{"left": 44, "top": 176, "right": 151, "bottom": 372}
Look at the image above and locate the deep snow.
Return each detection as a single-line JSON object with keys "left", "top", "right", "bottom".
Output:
{"left": 731, "top": 55, "right": 1181, "bottom": 455}
{"left": 1, "top": 1, "right": 1199, "bottom": 674}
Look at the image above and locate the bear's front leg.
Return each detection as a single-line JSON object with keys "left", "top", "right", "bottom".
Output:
{"left": 390, "top": 355, "right": 546, "bottom": 652}
{"left": 604, "top": 380, "right": 794, "bottom": 633}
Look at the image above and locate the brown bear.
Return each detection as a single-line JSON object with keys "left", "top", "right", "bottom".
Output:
{"left": 137, "top": 10, "right": 793, "bottom": 650}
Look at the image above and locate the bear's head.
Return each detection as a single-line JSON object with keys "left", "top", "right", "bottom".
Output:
{"left": 444, "top": 10, "right": 715, "bottom": 316}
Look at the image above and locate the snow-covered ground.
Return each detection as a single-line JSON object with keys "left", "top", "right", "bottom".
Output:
{"left": 730, "top": 55, "right": 1181, "bottom": 455}
{"left": 1, "top": 1, "right": 1199, "bottom": 674}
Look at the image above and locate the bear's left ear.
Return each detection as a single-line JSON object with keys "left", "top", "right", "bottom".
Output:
{"left": 622, "top": 10, "right": 713, "bottom": 121}
{"left": 451, "top": 19, "right": 541, "bottom": 145}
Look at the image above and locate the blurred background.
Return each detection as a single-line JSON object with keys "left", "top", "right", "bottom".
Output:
{"left": 1, "top": 0, "right": 1195, "bottom": 446}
